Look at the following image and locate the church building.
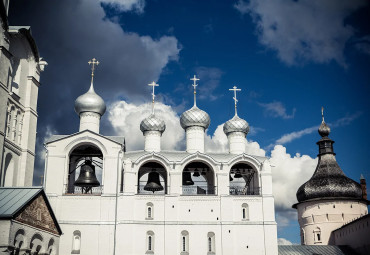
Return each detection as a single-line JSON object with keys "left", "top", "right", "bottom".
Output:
{"left": 43, "top": 60, "right": 278, "bottom": 255}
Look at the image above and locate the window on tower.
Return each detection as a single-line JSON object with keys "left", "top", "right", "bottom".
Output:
{"left": 181, "top": 230, "right": 189, "bottom": 254}
{"left": 313, "top": 227, "right": 322, "bottom": 243}
{"left": 242, "top": 203, "right": 249, "bottom": 220}
{"left": 207, "top": 232, "right": 215, "bottom": 254}
{"left": 146, "top": 202, "right": 153, "bottom": 220}
{"left": 146, "top": 231, "right": 154, "bottom": 254}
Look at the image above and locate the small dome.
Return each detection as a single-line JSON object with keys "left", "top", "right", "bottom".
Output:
{"left": 318, "top": 120, "right": 331, "bottom": 137}
{"left": 140, "top": 114, "right": 166, "bottom": 134}
{"left": 74, "top": 86, "right": 106, "bottom": 116}
{"left": 180, "top": 106, "right": 210, "bottom": 130}
{"left": 223, "top": 115, "right": 249, "bottom": 135}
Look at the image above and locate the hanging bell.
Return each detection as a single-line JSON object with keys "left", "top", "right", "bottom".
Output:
{"left": 144, "top": 169, "right": 164, "bottom": 193}
{"left": 234, "top": 169, "right": 242, "bottom": 178}
{"left": 193, "top": 168, "right": 200, "bottom": 177}
{"left": 183, "top": 171, "right": 194, "bottom": 186}
{"left": 74, "top": 158, "right": 100, "bottom": 188}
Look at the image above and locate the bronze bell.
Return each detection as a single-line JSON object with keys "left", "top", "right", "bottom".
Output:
{"left": 144, "top": 169, "right": 164, "bottom": 193}
{"left": 74, "top": 158, "right": 100, "bottom": 188}
{"left": 234, "top": 169, "right": 242, "bottom": 178}
{"left": 193, "top": 168, "right": 200, "bottom": 177}
{"left": 183, "top": 171, "right": 194, "bottom": 186}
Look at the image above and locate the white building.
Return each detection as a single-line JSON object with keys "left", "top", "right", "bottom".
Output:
{"left": 293, "top": 110, "right": 369, "bottom": 246}
{"left": 43, "top": 66, "right": 278, "bottom": 255}
{"left": 0, "top": 0, "right": 47, "bottom": 187}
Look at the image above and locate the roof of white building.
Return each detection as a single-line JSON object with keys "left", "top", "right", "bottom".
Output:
{"left": 278, "top": 245, "right": 358, "bottom": 255}
{"left": 45, "top": 131, "right": 125, "bottom": 145}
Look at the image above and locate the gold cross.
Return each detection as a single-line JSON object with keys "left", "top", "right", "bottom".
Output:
{"left": 321, "top": 107, "right": 325, "bottom": 122}
{"left": 148, "top": 81, "right": 159, "bottom": 114}
{"left": 88, "top": 58, "right": 99, "bottom": 77}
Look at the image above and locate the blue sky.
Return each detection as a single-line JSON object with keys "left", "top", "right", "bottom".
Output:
{"left": 9, "top": 0, "right": 370, "bottom": 244}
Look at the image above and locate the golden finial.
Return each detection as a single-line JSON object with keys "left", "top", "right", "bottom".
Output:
{"left": 321, "top": 106, "right": 325, "bottom": 122}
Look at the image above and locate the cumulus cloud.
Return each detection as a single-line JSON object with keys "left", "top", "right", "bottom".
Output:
{"left": 270, "top": 145, "right": 317, "bottom": 210}
{"left": 234, "top": 0, "right": 368, "bottom": 66}
{"left": 108, "top": 100, "right": 185, "bottom": 151}
{"left": 258, "top": 101, "right": 296, "bottom": 119}
{"left": 277, "top": 238, "right": 293, "bottom": 245}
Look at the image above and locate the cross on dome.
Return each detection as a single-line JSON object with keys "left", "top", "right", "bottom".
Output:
{"left": 190, "top": 75, "right": 199, "bottom": 106}
{"left": 88, "top": 58, "right": 99, "bottom": 89}
{"left": 148, "top": 81, "right": 159, "bottom": 114}
{"left": 229, "top": 86, "right": 241, "bottom": 116}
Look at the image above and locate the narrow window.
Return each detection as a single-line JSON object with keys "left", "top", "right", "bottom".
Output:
{"left": 146, "top": 231, "right": 154, "bottom": 253}
{"left": 148, "top": 236, "right": 152, "bottom": 251}
{"left": 207, "top": 232, "right": 215, "bottom": 254}
{"left": 181, "top": 230, "right": 189, "bottom": 253}
{"left": 72, "top": 230, "right": 81, "bottom": 254}
{"left": 146, "top": 202, "right": 153, "bottom": 220}
{"left": 242, "top": 203, "right": 249, "bottom": 220}
{"left": 317, "top": 233, "right": 321, "bottom": 241}
{"left": 313, "top": 227, "right": 321, "bottom": 243}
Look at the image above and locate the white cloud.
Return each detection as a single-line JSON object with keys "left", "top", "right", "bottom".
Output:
{"left": 270, "top": 145, "right": 317, "bottom": 210}
{"left": 234, "top": 0, "right": 367, "bottom": 66}
{"left": 102, "top": 0, "right": 146, "bottom": 13}
{"left": 258, "top": 101, "right": 296, "bottom": 119}
{"left": 108, "top": 100, "right": 185, "bottom": 151}
{"left": 277, "top": 238, "right": 293, "bottom": 245}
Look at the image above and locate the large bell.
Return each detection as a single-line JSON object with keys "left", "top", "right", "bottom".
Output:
{"left": 183, "top": 171, "right": 194, "bottom": 186}
{"left": 234, "top": 169, "right": 243, "bottom": 178}
{"left": 193, "top": 168, "right": 200, "bottom": 177}
{"left": 144, "top": 169, "right": 164, "bottom": 193}
{"left": 74, "top": 158, "right": 100, "bottom": 189}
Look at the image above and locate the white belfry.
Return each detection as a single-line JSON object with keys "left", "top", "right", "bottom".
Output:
{"left": 140, "top": 81, "right": 166, "bottom": 152}
{"left": 74, "top": 58, "right": 106, "bottom": 133}
{"left": 180, "top": 75, "right": 210, "bottom": 153}
{"left": 223, "top": 86, "right": 249, "bottom": 154}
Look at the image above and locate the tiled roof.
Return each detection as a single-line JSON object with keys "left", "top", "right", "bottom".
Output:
{"left": 0, "top": 187, "right": 41, "bottom": 217}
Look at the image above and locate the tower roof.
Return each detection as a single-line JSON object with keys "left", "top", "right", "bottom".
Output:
{"left": 223, "top": 115, "right": 249, "bottom": 135}
{"left": 140, "top": 114, "right": 166, "bottom": 134}
{"left": 296, "top": 110, "right": 362, "bottom": 203}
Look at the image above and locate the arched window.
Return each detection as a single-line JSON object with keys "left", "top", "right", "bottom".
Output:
{"left": 48, "top": 238, "right": 56, "bottom": 255}
{"left": 182, "top": 161, "right": 215, "bottom": 195}
{"left": 146, "top": 202, "right": 153, "bottom": 220}
{"left": 242, "top": 203, "right": 249, "bottom": 220}
{"left": 146, "top": 231, "right": 154, "bottom": 254}
{"left": 229, "top": 163, "right": 259, "bottom": 195}
{"left": 313, "top": 227, "right": 321, "bottom": 243}
{"left": 72, "top": 230, "right": 81, "bottom": 254}
{"left": 68, "top": 144, "right": 103, "bottom": 195}
{"left": 138, "top": 162, "right": 167, "bottom": 195}
{"left": 3, "top": 153, "right": 14, "bottom": 187}
{"left": 300, "top": 228, "right": 305, "bottom": 244}
{"left": 30, "top": 233, "right": 43, "bottom": 255}
{"left": 207, "top": 232, "right": 215, "bottom": 254}
{"left": 181, "top": 230, "right": 189, "bottom": 254}
{"left": 13, "top": 229, "right": 25, "bottom": 255}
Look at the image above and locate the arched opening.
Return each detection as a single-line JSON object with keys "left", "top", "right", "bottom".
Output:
{"left": 207, "top": 232, "right": 215, "bottom": 254}
{"left": 146, "top": 231, "right": 154, "bottom": 254}
{"left": 72, "top": 230, "right": 81, "bottom": 254}
{"left": 138, "top": 162, "right": 167, "bottom": 195}
{"left": 13, "top": 229, "right": 25, "bottom": 255}
{"left": 47, "top": 238, "right": 56, "bottom": 255}
{"left": 67, "top": 144, "right": 103, "bottom": 195}
{"left": 241, "top": 203, "right": 249, "bottom": 220}
{"left": 181, "top": 230, "right": 189, "bottom": 254}
{"left": 146, "top": 202, "right": 153, "bottom": 219}
{"left": 30, "top": 233, "right": 43, "bottom": 255}
{"left": 314, "top": 227, "right": 321, "bottom": 243}
{"left": 3, "top": 153, "right": 14, "bottom": 187}
{"left": 229, "top": 163, "right": 259, "bottom": 195}
{"left": 182, "top": 161, "right": 215, "bottom": 195}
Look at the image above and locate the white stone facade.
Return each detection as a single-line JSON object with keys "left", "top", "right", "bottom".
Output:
{"left": 185, "top": 126, "right": 205, "bottom": 153}
{"left": 296, "top": 199, "right": 368, "bottom": 245}
{"left": 44, "top": 131, "right": 278, "bottom": 255}
{"left": 0, "top": 3, "right": 47, "bottom": 187}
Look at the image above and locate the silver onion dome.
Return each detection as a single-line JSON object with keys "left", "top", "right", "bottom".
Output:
{"left": 74, "top": 85, "right": 106, "bottom": 116}
{"left": 140, "top": 114, "right": 166, "bottom": 134}
{"left": 223, "top": 115, "right": 249, "bottom": 135}
{"left": 180, "top": 106, "right": 210, "bottom": 130}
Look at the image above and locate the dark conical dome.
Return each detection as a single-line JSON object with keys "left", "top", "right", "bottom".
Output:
{"left": 296, "top": 115, "right": 362, "bottom": 203}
